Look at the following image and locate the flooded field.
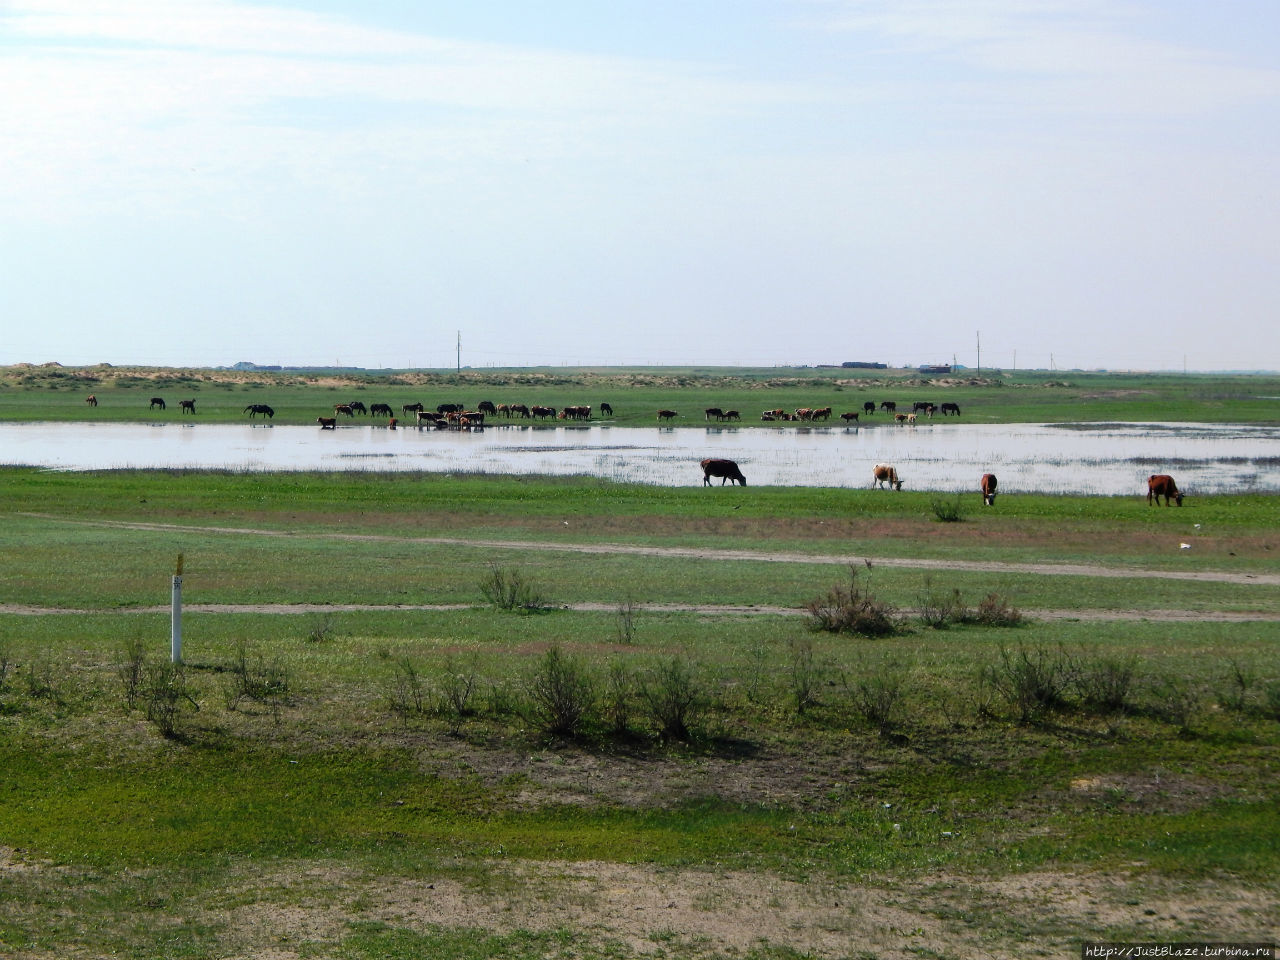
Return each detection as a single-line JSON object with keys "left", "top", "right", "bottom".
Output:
{"left": 2, "top": 420, "right": 1277, "bottom": 495}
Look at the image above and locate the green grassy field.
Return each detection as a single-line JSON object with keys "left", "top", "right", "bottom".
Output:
{"left": 3, "top": 362, "right": 1280, "bottom": 425}
{"left": 1, "top": 457, "right": 1278, "bottom": 958}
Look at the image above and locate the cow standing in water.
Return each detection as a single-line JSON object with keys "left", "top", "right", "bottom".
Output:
{"left": 872, "top": 464, "right": 903, "bottom": 490}
{"left": 980, "top": 473, "right": 998, "bottom": 505}
{"left": 1147, "top": 474, "right": 1183, "bottom": 506}
{"left": 701, "top": 458, "right": 746, "bottom": 486}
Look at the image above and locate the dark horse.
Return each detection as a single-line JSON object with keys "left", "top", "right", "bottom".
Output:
{"left": 701, "top": 458, "right": 747, "bottom": 487}
{"left": 244, "top": 404, "right": 274, "bottom": 419}
{"left": 149, "top": 397, "right": 166, "bottom": 410}
{"left": 179, "top": 399, "right": 196, "bottom": 414}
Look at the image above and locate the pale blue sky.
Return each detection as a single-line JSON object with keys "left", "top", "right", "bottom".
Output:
{"left": 2, "top": 1, "right": 1277, "bottom": 370}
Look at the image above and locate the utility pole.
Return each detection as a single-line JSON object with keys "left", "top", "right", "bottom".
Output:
{"left": 976, "top": 331, "right": 981, "bottom": 373}
{"left": 456, "top": 331, "right": 461, "bottom": 372}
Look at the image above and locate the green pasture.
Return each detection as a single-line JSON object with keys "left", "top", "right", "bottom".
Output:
{"left": 1, "top": 464, "right": 1278, "bottom": 957}
{"left": 2, "top": 363, "right": 1279, "bottom": 425}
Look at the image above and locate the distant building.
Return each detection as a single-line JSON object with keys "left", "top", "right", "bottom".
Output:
{"left": 841, "top": 361, "right": 887, "bottom": 369}
{"left": 918, "top": 364, "right": 952, "bottom": 374}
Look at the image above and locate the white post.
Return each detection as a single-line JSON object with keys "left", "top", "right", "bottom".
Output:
{"left": 171, "top": 554, "right": 184, "bottom": 663}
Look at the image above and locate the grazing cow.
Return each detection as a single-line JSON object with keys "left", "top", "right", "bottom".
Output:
{"left": 334, "top": 403, "right": 354, "bottom": 417}
{"left": 244, "top": 404, "right": 274, "bottom": 419}
{"left": 415, "top": 409, "right": 442, "bottom": 428}
{"left": 811, "top": 407, "right": 832, "bottom": 421}
{"left": 317, "top": 417, "right": 336, "bottom": 429}
{"left": 922, "top": 403, "right": 937, "bottom": 418}
{"left": 149, "top": 397, "right": 166, "bottom": 410}
{"left": 600, "top": 402, "right": 613, "bottom": 417}
{"left": 370, "top": 403, "right": 394, "bottom": 417}
{"left": 894, "top": 413, "right": 909, "bottom": 424}
{"left": 562, "top": 405, "right": 590, "bottom": 421}
{"left": 1147, "top": 474, "right": 1183, "bottom": 507}
{"left": 872, "top": 464, "right": 903, "bottom": 490}
{"left": 657, "top": 409, "right": 678, "bottom": 422}
{"left": 531, "top": 405, "right": 556, "bottom": 420}
{"left": 387, "top": 417, "right": 397, "bottom": 430}
{"left": 509, "top": 403, "right": 530, "bottom": 418}
{"left": 402, "top": 402, "right": 424, "bottom": 415}
{"left": 179, "top": 399, "right": 196, "bottom": 414}
{"left": 722, "top": 410, "right": 741, "bottom": 421}
{"left": 794, "top": 408, "right": 813, "bottom": 421}
{"left": 85, "top": 395, "right": 98, "bottom": 407}
{"left": 701, "top": 458, "right": 746, "bottom": 486}
{"left": 941, "top": 402, "right": 961, "bottom": 416}
{"left": 761, "top": 412, "right": 777, "bottom": 421}
{"left": 840, "top": 412, "right": 860, "bottom": 425}
{"left": 766, "top": 409, "right": 786, "bottom": 420}
{"left": 880, "top": 401, "right": 897, "bottom": 412}
{"left": 705, "top": 407, "right": 724, "bottom": 422}
{"left": 437, "top": 402, "right": 463, "bottom": 414}
{"left": 478, "top": 400, "right": 497, "bottom": 416}
{"left": 980, "top": 473, "right": 998, "bottom": 506}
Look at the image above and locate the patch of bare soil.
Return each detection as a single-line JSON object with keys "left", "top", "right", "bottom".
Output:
{"left": 196, "top": 860, "right": 1279, "bottom": 959}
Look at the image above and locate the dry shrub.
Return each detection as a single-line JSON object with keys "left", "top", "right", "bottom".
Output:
{"left": 959, "top": 592, "right": 1023, "bottom": 627}
{"left": 807, "top": 566, "right": 899, "bottom": 637}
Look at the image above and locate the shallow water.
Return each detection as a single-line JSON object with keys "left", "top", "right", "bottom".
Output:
{"left": 2, "top": 420, "right": 1277, "bottom": 495}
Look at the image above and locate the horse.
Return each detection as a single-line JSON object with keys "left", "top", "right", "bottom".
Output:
{"left": 370, "top": 403, "right": 394, "bottom": 417}
{"left": 872, "top": 464, "right": 903, "bottom": 490}
{"left": 840, "top": 412, "right": 860, "bottom": 426}
{"left": 179, "top": 399, "right": 196, "bottom": 414}
{"left": 244, "top": 404, "right": 274, "bottom": 419}
{"left": 863, "top": 401, "right": 875, "bottom": 415}
{"left": 701, "top": 458, "right": 746, "bottom": 486}
{"left": 149, "top": 397, "right": 166, "bottom": 410}
{"left": 657, "top": 409, "right": 678, "bottom": 422}
{"left": 85, "top": 395, "right": 98, "bottom": 407}
{"left": 600, "top": 402, "right": 613, "bottom": 417}
{"left": 941, "top": 402, "right": 961, "bottom": 416}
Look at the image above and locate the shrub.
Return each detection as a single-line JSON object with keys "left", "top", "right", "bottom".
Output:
{"left": 787, "top": 636, "right": 820, "bottom": 715}
{"left": 388, "top": 657, "right": 426, "bottom": 721}
{"left": 981, "top": 643, "right": 1077, "bottom": 723}
{"left": 603, "top": 660, "right": 636, "bottom": 737}
{"left": 524, "top": 646, "right": 596, "bottom": 739}
{"left": 438, "top": 655, "right": 480, "bottom": 721}
{"left": 616, "top": 596, "right": 638, "bottom": 645}
{"left": 1145, "top": 675, "right": 1202, "bottom": 735}
{"left": 930, "top": 495, "right": 964, "bottom": 523}
{"left": 960, "top": 592, "right": 1024, "bottom": 627}
{"left": 224, "top": 640, "right": 291, "bottom": 714}
{"left": 118, "top": 637, "right": 147, "bottom": 711}
{"left": 1076, "top": 654, "right": 1140, "bottom": 714}
{"left": 480, "top": 565, "right": 551, "bottom": 613}
{"left": 807, "top": 566, "right": 899, "bottom": 637}
{"left": 846, "top": 661, "right": 909, "bottom": 731}
{"left": 639, "top": 657, "right": 705, "bottom": 742}
{"left": 143, "top": 660, "right": 199, "bottom": 738}
{"left": 916, "top": 578, "right": 964, "bottom": 630}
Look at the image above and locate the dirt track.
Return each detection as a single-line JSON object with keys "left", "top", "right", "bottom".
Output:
{"left": 10, "top": 514, "right": 1280, "bottom": 622}
{"left": 20, "top": 513, "right": 1280, "bottom": 587}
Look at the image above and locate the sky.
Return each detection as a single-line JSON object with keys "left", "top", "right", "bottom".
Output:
{"left": 2, "top": 1, "right": 1278, "bottom": 372}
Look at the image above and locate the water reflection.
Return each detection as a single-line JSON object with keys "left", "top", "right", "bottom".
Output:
{"left": 1, "top": 421, "right": 1276, "bottom": 495}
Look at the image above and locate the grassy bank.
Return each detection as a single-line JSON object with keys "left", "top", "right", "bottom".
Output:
{"left": 3, "top": 363, "right": 1279, "bottom": 425}
{"left": 1, "top": 466, "right": 1277, "bottom": 958}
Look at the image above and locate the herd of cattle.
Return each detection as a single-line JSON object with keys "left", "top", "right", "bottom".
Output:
{"left": 92, "top": 393, "right": 1185, "bottom": 506}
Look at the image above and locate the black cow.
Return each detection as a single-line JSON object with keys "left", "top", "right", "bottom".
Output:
{"left": 701, "top": 458, "right": 746, "bottom": 486}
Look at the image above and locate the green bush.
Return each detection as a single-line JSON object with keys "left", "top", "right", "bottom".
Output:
{"left": 524, "top": 646, "right": 595, "bottom": 739}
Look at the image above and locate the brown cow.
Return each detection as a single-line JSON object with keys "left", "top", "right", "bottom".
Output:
{"left": 980, "top": 473, "right": 998, "bottom": 506}
{"left": 334, "top": 403, "right": 354, "bottom": 417}
{"left": 1147, "top": 474, "right": 1183, "bottom": 507}
{"left": 317, "top": 417, "right": 336, "bottom": 429}
{"left": 701, "top": 458, "right": 746, "bottom": 486}
{"left": 872, "top": 464, "right": 903, "bottom": 490}
{"left": 840, "top": 411, "right": 860, "bottom": 425}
